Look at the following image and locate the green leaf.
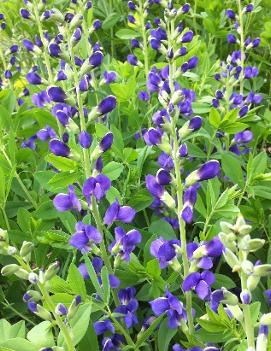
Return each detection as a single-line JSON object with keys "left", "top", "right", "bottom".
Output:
{"left": 101, "top": 266, "right": 110, "bottom": 304}
{"left": 146, "top": 259, "right": 161, "bottom": 278}
{"left": 209, "top": 108, "right": 221, "bottom": 128}
{"left": 48, "top": 172, "right": 79, "bottom": 190}
{"left": 45, "top": 154, "right": 78, "bottom": 172}
{"left": 58, "top": 303, "right": 92, "bottom": 347}
{"left": 0, "top": 338, "right": 38, "bottom": 351}
{"left": 102, "top": 13, "right": 121, "bottom": 30}
{"left": 150, "top": 219, "right": 176, "bottom": 239}
{"left": 103, "top": 161, "right": 124, "bottom": 181}
{"left": 67, "top": 264, "right": 87, "bottom": 299}
{"left": 213, "top": 274, "right": 236, "bottom": 289}
{"left": 115, "top": 29, "right": 140, "bottom": 40}
{"left": 221, "top": 152, "right": 244, "bottom": 187}
{"left": 135, "top": 314, "right": 164, "bottom": 349}
{"left": 157, "top": 319, "right": 177, "bottom": 351}
{"left": 128, "top": 189, "right": 153, "bottom": 212}
{"left": 83, "top": 255, "right": 104, "bottom": 299}
{"left": 27, "top": 321, "right": 54, "bottom": 349}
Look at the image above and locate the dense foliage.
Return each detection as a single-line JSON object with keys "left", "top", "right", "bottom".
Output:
{"left": 0, "top": 0, "right": 271, "bottom": 350}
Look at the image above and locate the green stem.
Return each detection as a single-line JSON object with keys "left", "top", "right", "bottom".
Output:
{"left": 0, "top": 46, "right": 7, "bottom": 71}
{"left": 32, "top": 0, "right": 53, "bottom": 84}
{"left": 110, "top": 314, "right": 136, "bottom": 347}
{"left": 91, "top": 196, "right": 119, "bottom": 307}
{"left": 67, "top": 29, "right": 92, "bottom": 179}
{"left": 239, "top": 254, "right": 255, "bottom": 350}
{"left": 237, "top": 0, "right": 245, "bottom": 95}
{"left": 138, "top": 0, "right": 149, "bottom": 81}
{"left": 1, "top": 207, "right": 10, "bottom": 230}
{"left": 168, "top": 18, "right": 194, "bottom": 334}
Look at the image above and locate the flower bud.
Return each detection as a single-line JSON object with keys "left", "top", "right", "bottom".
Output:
{"left": 1, "top": 264, "right": 20, "bottom": 276}
{"left": 44, "top": 261, "right": 60, "bottom": 281}
{"left": 23, "top": 290, "right": 42, "bottom": 302}
{"left": 247, "top": 239, "right": 265, "bottom": 252}
{"left": 226, "top": 305, "right": 243, "bottom": 322}
{"left": 20, "top": 241, "right": 34, "bottom": 258}
{"left": 256, "top": 325, "right": 268, "bottom": 351}
{"left": 253, "top": 264, "right": 271, "bottom": 277}
{"left": 223, "top": 248, "right": 240, "bottom": 270}
{"left": 28, "top": 302, "right": 52, "bottom": 320}
{"left": 240, "top": 290, "right": 251, "bottom": 304}
{"left": 68, "top": 295, "right": 81, "bottom": 318}
{"left": 55, "top": 303, "right": 68, "bottom": 316}
{"left": 260, "top": 313, "right": 271, "bottom": 326}
{"left": 28, "top": 272, "right": 39, "bottom": 284}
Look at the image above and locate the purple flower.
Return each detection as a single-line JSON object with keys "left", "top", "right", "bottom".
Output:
{"left": 131, "top": 38, "right": 140, "bottom": 48}
{"left": 108, "top": 227, "right": 141, "bottom": 261}
{"left": 104, "top": 200, "right": 136, "bottom": 226}
{"left": 20, "top": 8, "right": 30, "bottom": 19}
{"left": 99, "top": 132, "right": 113, "bottom": 152}
{"left": 49, "top": 139, "right": 70, "bottom": 157}
{"left": 69, "top": 222, "right": 102, "bottom": 253}
{"left": 47, "top": 86, "right": 66, "bottom": 103}
{"left": 128, "top": 1, "right": 136, "bottom": 10}
{"left": 102, "top": 334, "right": 124, "bottom": 351}
{"left": 26, "top": 72, "right": 42, "bottom": 85}
{"left": 37, "top": 126, "right": 56, "bottom": 141}
{"left": 89, "top": 51, "right": 104, "bottom": 67}
{"left": 94, "top": 319, "right": 115, "bottom": 335}
{"left": 185, "top": 160, "right": 220, "bottom": 186}
{"left": 227, "top": 34, "right": 237, "bottom": 44}
{"left": 265, "top": 290, "right": 271, "bottom": 307}
{"left": 22, "top": 39, "right": 34, "bottom": 52}
{"left": 150, "top": 289, "right": 186, "bottom": 328}
{"left": 32, "top": 90, "right": 50, "bottom": 107}
{"left": 98, "top": 96, "right": 117, "bottom": 115}
{"left": 244, "top": 66, "right": 259, "bottom": 79}
{"left": 48, "top": 43, "right": 61, "bottom": 58}
{"left": 78, "top": 131, "right": 92, "bottom": 148}
{"left": 143, "top": 128, "right": 163, "bottom": 146}
{"left": 53, "top": 185, "right": 81, "bottom": 212}
{"left": 83, "top": 174, "right": 111, "bottom": 203}
{"left": 150, "top": 237, "right": 181, "bottom": 268}
{"left": 234, "top": 130, "right": 253, "bottom": 144}
{"left": 158, "top": 152, "right": 174, "bottom": 170}
{"left": 146, "top": 175, "right": 164, "bottom": 199}
{"left": 103, "top": 71, "right": 117, "bottom": 84}
{"left": 181, "top": 31, "right": 194, "bottom": 43}
{"left": 245, "top": 4, "right": 254, "bottom": 12}
{"left": 57, "top": 70, "right": 67, "bottom": 81}
{"left": 127, "top": 54, "right": 138, "bottom": 66}
{"left": 114, "top": 287, "right": 138, "bottom": 328}
{"left": 156, "top": 169, "right": 171, "bottom": 185}
{"left": 56, "top": 303, "right": 68, "bottom": 316}
{"left": 181, "top": 184, "right": 198, "bottom": 224}
{"left": 138, "top": 91, "right": 150, "bottom": 101}
{"left": 226, "top": 9, "right": 235, "bottom": 19}
{"left": 51, "top": 103, "right": 75, "bottom": 126}
{"left": 10, "top": 45, "right": 18, "bottom": 53}
{"left": 93, "top": 19, "right": 102, "bottom": 30}
{"left": 182, "top": 271, "right": 215, "bottom": 300}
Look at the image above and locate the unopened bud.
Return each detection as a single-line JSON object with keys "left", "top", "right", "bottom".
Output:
{"left": 68, "top": 295, "right": 81, "bottom": 319}
{"left": 223, "top": 248, "right": 239, "bottom": 270}
{"left": 28, "top": 272, "right": 39, "bottom": 284}
{"left": 20, "top": 241, "right": 34, "bottom": 258}
{"left": 260, "top": 313, "right": 271, "bottom": 326}
{"left": 44, "top": 261, "right": 60, "bottom": 281}
{"left": 240, "top": 290, "right": 251, "bottom": 304}
{"left": 254, "top": 264, "right": 271, "bottom": 277}
{"left": 1, "top": 264, "right": 20, "bottom": 276}
{"left": 226, "top": 305, "right": 243, "bottom": 322}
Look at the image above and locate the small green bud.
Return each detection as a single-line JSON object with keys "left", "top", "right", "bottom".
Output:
{"left": 247, "top": 239, "right": 265, "bottom": 252}
{"left": 220, "top": 221, "right": 234, "bottom": 234}
{"left": 161, "top": 191, "right": 176, "bottom": 209}
{"left": 20, "top": 241, "right": 34, "bottom": 258}
{"left": 28, "top": 272, "right": 39, "bottom": 284}
{"left": 223, "top": 248, "right": 240, "bottom": 270}
{"left": 223, "top": 289, "right": 239, "bottom": 306}
{"left": 226, "top": 305, "right": 243, "bottom": 322}
{"left": 253, "top": 264, "right": 271, "bottom": 277}
{"left": 1, "top": 264, "right": 20, "bottom": 276}
{"left": 260, "top": 313, "right": 271, "bottom": 326}
{"left": 15, "top": 268, "right": 29, "bottom": 280}
{"left": 44, "top": 261, "right": 60, "bottom": 281}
